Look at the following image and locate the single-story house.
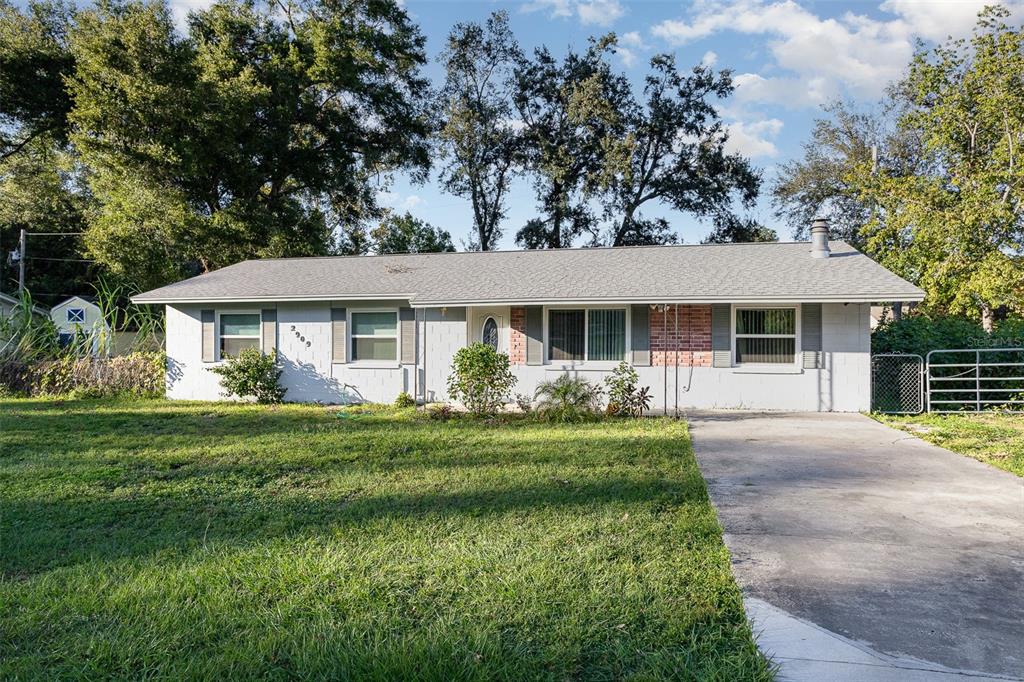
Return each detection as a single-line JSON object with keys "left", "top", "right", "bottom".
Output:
{"left": 132, "top": 221, "right": 924, "bottom": 412}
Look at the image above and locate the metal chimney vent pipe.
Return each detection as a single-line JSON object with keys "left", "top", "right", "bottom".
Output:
{"left": 810, "top": 218, "right": 831, "bottom": 259}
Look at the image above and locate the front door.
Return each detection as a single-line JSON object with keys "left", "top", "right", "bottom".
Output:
{"left": 471, "top": 307, "right": 508, "bottom": 353}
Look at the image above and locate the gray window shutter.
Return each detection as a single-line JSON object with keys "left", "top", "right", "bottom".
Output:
{"left": 331, "top": 307, "right": 347, "bottom": 363}
{"left": 526, "top": 306, "right": 543, "bottom": 366}
{"left": 201, "top": 309, "right": 215, "bottom": 362}
{"left": 261, "top": 308, "right": 277, "bottom": 354}
{"left": 802, "top": 303, "right": 822, "bottom": 369}
{"left": 711, "top": 304, "right": 731, "bottom": 368}
{"left": 630, "top": 304, "right": 650, "bottom": 366}
{"left": 400, "top": 307, "right": 415, "bottom": 364}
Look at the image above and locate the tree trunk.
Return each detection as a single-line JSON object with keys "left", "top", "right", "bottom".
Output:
{"left": 980, "top": 302, "right": 994, "bottom": 333}
{"left": 892, "top": 302, "right": 902, "bottom": 323}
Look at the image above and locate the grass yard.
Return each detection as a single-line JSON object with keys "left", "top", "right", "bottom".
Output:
{"left": 875, "top": 412, "right": 1024, "bottom": 477}
{"left": 0, "top": 399, "right": 770, "bottom": 681}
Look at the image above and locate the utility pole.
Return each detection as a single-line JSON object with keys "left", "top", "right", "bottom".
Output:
{"left": 18, "top": 228, "right": 26, "bottom": 293}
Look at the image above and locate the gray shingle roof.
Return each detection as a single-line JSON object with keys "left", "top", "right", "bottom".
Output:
{"left": 132, "top": 241, "right": 924, "bottom": 306}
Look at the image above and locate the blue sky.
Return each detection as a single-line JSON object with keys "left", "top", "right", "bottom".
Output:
{"left": 167, "top": 0, "right": 1023, "bottom": 246}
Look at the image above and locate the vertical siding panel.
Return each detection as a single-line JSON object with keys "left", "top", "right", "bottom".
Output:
{"left": 631, "top": 304, "right": 650, "bottom": 366}
{"left": 802, "top": 303, "right": 822, "bottom": 369}
{"left": 201, "top": 309, "right": 215, "bottom": 362}
{"left": 400, "top": 307, "right": 415, "bottom": 364}
{"left": 331, "top": 307, "right": 347, "bottom": 363}
{"left": 711, "top": 304, "right": 731, "bottom": 367}
{"left": 261, "top": 308, "right": 277, "bottom": 354}
{"left": 525, "top": 306, "right": 543, "bottom": 366}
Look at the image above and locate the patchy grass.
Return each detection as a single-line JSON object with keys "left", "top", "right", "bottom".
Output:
{"left": 0, "top": 399, "right": 770, "bottom": 681}
{"left": 875, "top": 412, "right": 1024, "bottom": 477}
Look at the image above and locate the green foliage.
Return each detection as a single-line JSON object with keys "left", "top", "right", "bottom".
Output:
{"left": 586, "top": 54, "right": 760, "bottom": 246}
{"left": 870, "top": 314, "right": 1022, "bottom": 356}
{"left": 394, "top": 391, "right": 415, "bottom": 408}
{"left": 857, "top": 9, "right": 1024, "bottom": 323}
{"left": 371, "top": 212, "right": 455, "bottom": 254}
{"left": 0, "top": 0, "right": 75, "bottom": 159}
{"left": 446, "top": 342, "right": 517, "bottom": 415}
{"left": 65, "top": 0, "right": 430, "bottom": 289}
{"left": 437, "top": 11, "right": 523, "bottom": 251}
{"left": 514, "top": 392, "right": 533, "bottom": 413}
{"left": 209, "top": 347, "right": 285, "bottom": 404}
{"left": 0, "top": 289, "right": 60, "bottom": 363}
{"left": 701, "top": 213, "right": 777, "bottom": 244}
{"left": 534, "top": 373, "right": 603, "bottom": 422}
{"left": 604, "top": 361, "right": 653, "bottom": 417}
{"left": 513, "top": 37, "right": 627, "bottom": 249}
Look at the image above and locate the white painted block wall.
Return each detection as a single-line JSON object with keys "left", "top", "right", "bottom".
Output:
{"left": 164, "top": 302, "right": 871, "bottom": 411}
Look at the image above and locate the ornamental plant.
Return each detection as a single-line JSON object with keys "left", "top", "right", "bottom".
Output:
{"left": 604, "top": 361, "right": 652, "bottom": 417}
{"left": 210, "top": 348, "right": 286, "bottom": 404}
{"left": 446, "top": 342, "right": 517, "bottom": 416}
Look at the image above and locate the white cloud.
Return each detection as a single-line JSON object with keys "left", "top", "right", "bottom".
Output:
{"left": 724, "top": 118, "right": 784, "bottom": 158}
{"left": 168, "top": 0, "right": 215, "bottom": 29}
{"left": 618, "top": 47, "right": 638, "bottom": 68}
{"left": 577, "top": 0, "right": 625, "bottom": 26}
{"left": 649, "top": 0, "right": 1024, "bottom": 108}
{"left": 377, "top": 191, "right": 424, "bottom": 212}
{"left": 620, "top": 31, "right": 646, "bottom": 48}
{"left": 522, "top": 0, "right": 624, "bottom": 27}
{"left": 701, "top": 50, "right": 718, "bottom": 67}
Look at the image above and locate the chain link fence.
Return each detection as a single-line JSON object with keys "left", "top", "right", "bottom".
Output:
{"left": 871, "top": 353, "right": 924, "bottom": 414}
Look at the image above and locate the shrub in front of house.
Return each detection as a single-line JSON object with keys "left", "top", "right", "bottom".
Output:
{"left": 394, "top": 391, "right": 415, "bottom": 408}
{"left": 604, "top": 361, "right": 652, "bottom": 417}
{"left": 872, "top": 314, "right": 1024, "bottom": 356}
{"left": 446, "top": 342, "right": 517, "bottom": 416}
{"left": 210, "top": 348, "right": 286, "bottom": 404}
{"left": 534, "top": 374, "right": 603, "bottom": 422}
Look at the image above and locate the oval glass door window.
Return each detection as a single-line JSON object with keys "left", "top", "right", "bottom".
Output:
{"left": 482, "top": 317, "right": 499, "bottom": 350}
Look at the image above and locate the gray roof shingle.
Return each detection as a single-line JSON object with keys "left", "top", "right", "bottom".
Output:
{"left": 132, "top": 241, "right": 924, "bottom": 305}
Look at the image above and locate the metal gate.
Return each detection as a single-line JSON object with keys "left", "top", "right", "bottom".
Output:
{"left": 926, "top": 348, "right": 1024, "bottom": 413}
{"left": 871, "top": 353, "right": 924, "bottom": 414}
{"left": 872, "top": 348, "right": 1024, "bottom": 413}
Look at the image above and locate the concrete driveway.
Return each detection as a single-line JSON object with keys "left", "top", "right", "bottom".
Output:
{"left": 689, "top": 412, "right": 1024, "bottom": 681}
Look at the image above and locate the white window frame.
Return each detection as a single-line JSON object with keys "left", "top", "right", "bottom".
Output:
{"left": 544, "top": 305, "right": 630, "bottom": 367}
{"left": 66, "top": 307, "right": 85, "bottom": 324}
{"left": 348, "top": 307, "right": 400, "bottom": 365}
{"left": 730, "top": 303, "right": 801, "bottom": 368}
{"left": 216, "top": 309, "right": 262, "bottom": 361}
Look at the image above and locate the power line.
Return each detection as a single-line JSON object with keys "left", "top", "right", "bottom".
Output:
{"left": 26, "top": 256, "right": 96, "bottom": 263}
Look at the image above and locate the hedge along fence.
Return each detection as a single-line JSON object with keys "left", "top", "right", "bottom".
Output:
{"left": 0, "top": 352, "right": 165, "bottom": 399}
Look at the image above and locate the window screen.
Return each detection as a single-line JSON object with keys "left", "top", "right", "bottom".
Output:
{"left": 735, "top": 308, "right": 797, "bottom": 364}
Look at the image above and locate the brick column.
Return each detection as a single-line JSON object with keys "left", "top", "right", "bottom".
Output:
{"left": 509, "top": 307, "right": 527, "bottom": 365}
{"left": 651, "top": 305, "right": 711, "bottom": 366}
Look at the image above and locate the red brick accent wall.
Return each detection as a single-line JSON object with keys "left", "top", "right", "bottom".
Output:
{"left": 509, "top": 307, "right": 527, "bottom": 365}
{"left": 651, "top": 305, "right": 712, "bottom": 366}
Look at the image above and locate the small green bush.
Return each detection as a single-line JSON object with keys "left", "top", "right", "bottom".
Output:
{"left": 210, "top": 348, "right": 286, "bottom": 404}
{"left": 446, "top": 342, "right": 517, "bottom": 416}
{"left": 604, "top": 361, "right": 653, "bottom": 417}
{"left": 870, "top": 314, "right": 1024, "bottom": 356}
{"left": 427, "top": 403, "right": 454, "bottom": 420}
{"left": 394, "top": 391, "right": 415, "bottom": 408}
{"left": 534, "top": 374, "right": 603, "bottom": 422}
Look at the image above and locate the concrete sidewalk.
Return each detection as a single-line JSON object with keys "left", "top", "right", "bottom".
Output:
{"left": 688, "top": 411, "right": 1024, "bottom": 681}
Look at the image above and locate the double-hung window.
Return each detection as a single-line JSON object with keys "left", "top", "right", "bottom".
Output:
{"left": 219, "top": 313, "right": 261, "bottom": 358}
{"left": 549, "top": 308, "right": 626, "bottom": 362}
{"left": 734, "top": 307, "right": 797, "bottom": 365}
{"left": 351, "top": 311, "right": 398, "bottom": 361}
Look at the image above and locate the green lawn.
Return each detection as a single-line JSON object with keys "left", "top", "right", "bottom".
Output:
{"left": 875, "top": 412, "right": 1024, "bottom": 477}
{"left": 0, "top": 399, "right": 770, "bottom": 681}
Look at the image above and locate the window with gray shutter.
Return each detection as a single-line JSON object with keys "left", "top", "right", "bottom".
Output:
{"left": 711, "top": 304, "right": 731, "bottom": 367}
